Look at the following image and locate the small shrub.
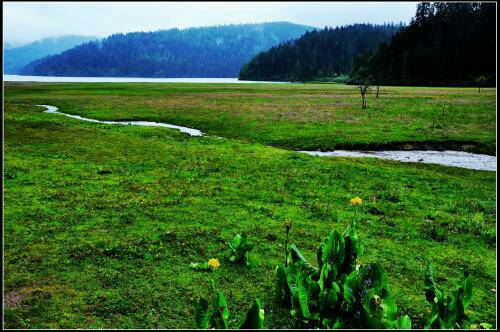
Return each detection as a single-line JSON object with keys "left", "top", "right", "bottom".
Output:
{"left": 332, "top": 74, "right": 350, "bottom": 84}
{"left": 228, "top": 234, "right": 254, "bottom": 265}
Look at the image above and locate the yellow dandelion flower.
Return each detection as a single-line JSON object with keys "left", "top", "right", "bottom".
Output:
{"left": 208, "top": 258, "right": 220, "bottom": 270}
{"left": 350, "top": 197, "right": 363, "bottom": 206}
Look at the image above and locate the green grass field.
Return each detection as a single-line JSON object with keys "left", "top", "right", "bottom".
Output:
{"left": 3, "top": 82, "right": 496, "bottom": 328}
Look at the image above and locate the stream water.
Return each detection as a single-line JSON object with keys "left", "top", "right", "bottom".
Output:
{"left": 37, "top": 105, "right": 496, "bottom": 171}
{"left": 37, "top": 105, "right": 203, "bottom": 136}
{"left": 300, "top": 150, "right": 496, "bottom": 171}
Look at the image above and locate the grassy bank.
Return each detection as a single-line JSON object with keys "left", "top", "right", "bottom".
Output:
{"left": 3, "top": 82, "right": 496, "bottom": 328}
{"left": 4, "top": 82, "right": 496, "bottom": 154}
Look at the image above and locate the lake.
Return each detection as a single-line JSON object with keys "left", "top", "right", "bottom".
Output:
{"left": 3, "top": 75, "right": 288, "bottom": 84}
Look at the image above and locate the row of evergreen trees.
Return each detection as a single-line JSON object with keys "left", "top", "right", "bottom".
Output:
{"left": 350, "top": 2, "right": 496, "bottom": 86}
{"left": 240, "top": 2, "right": 495, "bottom": 87}
{"left": 238, "top": 24, "right": 402, "bottom": 82}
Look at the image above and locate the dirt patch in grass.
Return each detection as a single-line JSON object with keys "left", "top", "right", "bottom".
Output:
{"left": 4, "top": 289, "right": 27, "bottom": 308}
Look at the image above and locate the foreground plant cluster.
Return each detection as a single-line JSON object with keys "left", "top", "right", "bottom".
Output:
{"left": 191, "top": 199, "right": 477, "bottom": 330}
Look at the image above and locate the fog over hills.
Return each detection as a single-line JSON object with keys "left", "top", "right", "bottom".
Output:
{"left": 20, "top": 22, "right": 313, "bottom": 78}
{"left": 4, "top": 35, "right": 99, "bottom": 74}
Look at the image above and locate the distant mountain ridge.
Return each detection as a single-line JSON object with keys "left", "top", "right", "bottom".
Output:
{"left": 4, "top": 35, "right": 99, "bottom": 74}
{"left": 20, "top": 22, "right": 314, "bottom": 77}
{"left": 4, "top": 41, "right": 24, "bottom": 50}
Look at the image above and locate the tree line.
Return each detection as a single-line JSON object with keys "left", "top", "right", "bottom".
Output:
{"left": 238, "top": 24, "right": 402, "bottom": 82}
{"left": 240, "top": 2, "right": 495, "bottom": 87}
{"left": 350, "top": 2, "right": 496, "bottom": 86}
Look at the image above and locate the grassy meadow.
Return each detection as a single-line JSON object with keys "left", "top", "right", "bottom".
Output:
{"left": 3, "top": 82, "right": 496, "bottom": 328}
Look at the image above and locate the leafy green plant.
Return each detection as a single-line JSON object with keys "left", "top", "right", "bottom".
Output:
{"left": 228, "top": 234, "right": 254, "bottom": 266}
{"left": 468, "top": 322, "right": 493, "bottom": 329}
{"left": 195, "top": 279, "right": 264, "bottom": 329}
{"left": 190, "top": 258, "right": 220, "bottom": 271}
{"left": 423, "top": 263, "right": 473, "bottom": 329}
{"left": 275, "top": 220, "right": 411, "bottom": 329}
{"left": 195, "top": 279, "right": 229, "bottom": 329}
{"left": 239, "top": 299, "right": 265, "bottom": 329}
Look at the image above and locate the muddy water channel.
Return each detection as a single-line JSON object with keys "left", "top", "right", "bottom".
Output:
{"left": 38, "top": 105, "right": 496, "bottom": 171}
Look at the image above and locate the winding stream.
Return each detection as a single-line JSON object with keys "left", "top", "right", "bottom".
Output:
{"left": 300, "top": 150, "right": 496, "bottom": 171}
{"left": 37, "top": 105, "right": 496, "bottom": 171}
{"left": 37, "top": 104, "right": 203, "bottom": 136}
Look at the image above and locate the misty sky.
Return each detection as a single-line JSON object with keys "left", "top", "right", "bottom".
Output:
{"left": 4, "top": 1, "right": 418, "bottom": 45}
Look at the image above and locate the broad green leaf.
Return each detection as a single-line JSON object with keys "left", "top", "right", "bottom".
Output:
{"left": 480, "top": 323, "right": 493, "bottom": 329}
{"left": 239, "top": 299, "right": 265, "bottom": 329}
{"left": 343, "top": 270, "right": 358, "bottom": 300}
{"left": 324, "top": 288, "right": 338, "bottom": 308}
{"left": 424, "top": 313, "right": 440, "bottom": 329}
{"left": 297, "top": 270, "right": 312, "bottom": 319}
{"left": 320, "top": 230, "right": 345, "bottom": 271}
{"left": 195, "top": 298, "right": 210, "bottom": 329}
{"left": 460, "top": 275, "right": 473, "bottom": 308}
{"left": 443, "top": 293, "right": 458, "bottom": 327}
{"left": 366, "top": 263, "right": 388, "bottom": 290}
{"left": 424, "top": 262, "right": 437, "bottom": 303}
{"left": 290, "top": 244, "right": 318, "bottom": 275}
{"left": 393, "top": 315, "right": 412, "bottom": 329}
{"left": 217, "top": 290, "right": 229, "bottom": 321}
{"left": 275, "top": 265, "right": 288, "bottom": 302}
{"left": 318, "top": 263, "right": 330, "bottom": 292}
{"left": 230, "top": 234, "right": 243, "bottom": 251}
{"left": 380, "top": 291, "right": 398, "bottom": 323}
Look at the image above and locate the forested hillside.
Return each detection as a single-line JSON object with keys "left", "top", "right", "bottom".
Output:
{"left": 350, "top": 2, "right": 496, "bottom": 86}
{"left": 238, "top": 24, "right": 402, "bottom": 82}
{"left": 20, "top": 22, "right": 312, "bottom": 77}
{"left": 4, "top": 35, "right": 98, "bottom": 74}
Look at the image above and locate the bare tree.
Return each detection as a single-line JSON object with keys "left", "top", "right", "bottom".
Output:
{"left": 373, "top": 73, "right": 382, "bottom": 98}
{"left": 358, "top": 82, "right": 372, "bottom": 109}
{"left": 475, "top": 76, "right": 487, "bottom": 93}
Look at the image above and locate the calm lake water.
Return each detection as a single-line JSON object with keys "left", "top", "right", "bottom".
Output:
{"left": 4, "top": 75, "right": 287, "bottom": 84}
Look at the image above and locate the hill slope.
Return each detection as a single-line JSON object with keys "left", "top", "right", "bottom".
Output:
{"left": 20, "top": 22, "right": 313, "bottom": 78}
{"left": 350, "top": 2, "right": 496, "bottom": 86}
{"left": 238, "top": 23, "right": 402, "bottom": 82}
{"left": 4, "top": 35, "right": 98, "bottom": 74}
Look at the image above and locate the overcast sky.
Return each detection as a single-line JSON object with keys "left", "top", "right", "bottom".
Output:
{"left": 4, "top": 1, "right": 418, "bottom": 45}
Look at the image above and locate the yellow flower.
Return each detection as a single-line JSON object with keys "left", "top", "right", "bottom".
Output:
{"left": 350, "top": 197, "right": 363, "bottom": 206}
{"left": 208, "top": 258, "right": 220, "bottom": 270}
